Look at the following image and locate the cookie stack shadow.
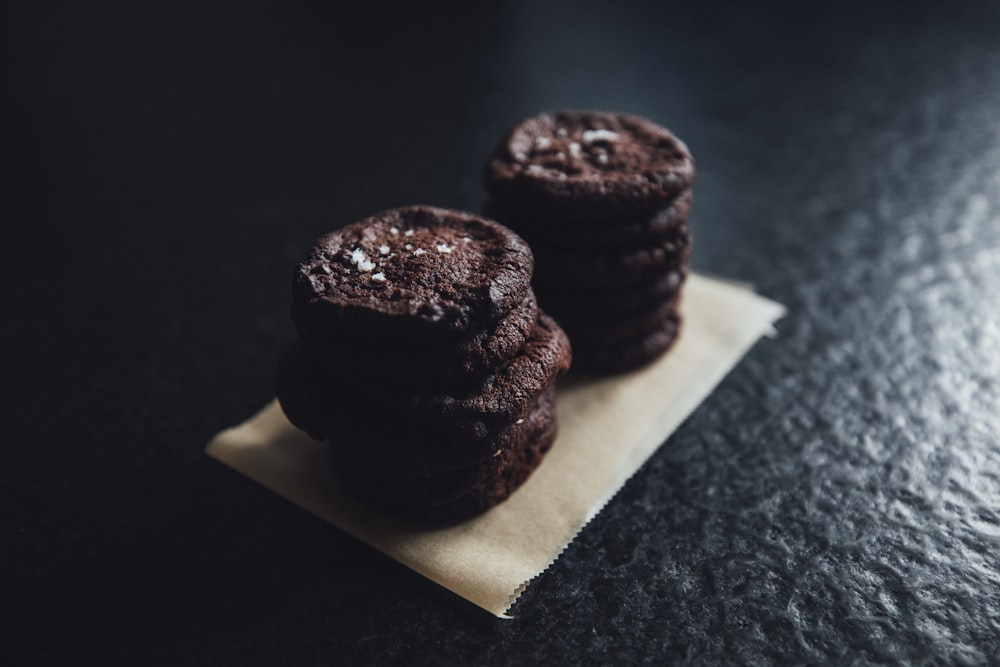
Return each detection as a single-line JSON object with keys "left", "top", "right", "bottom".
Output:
{"left": 276, "top": 206, "right": 571, "bottom": 521}
{"left": 484, "top": 111, "right": 694, "bottom": 374}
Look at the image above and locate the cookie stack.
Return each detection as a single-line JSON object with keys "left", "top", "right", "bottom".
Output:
{"left": 483, "top": 111, "right": 694, "bottom": 374}
{"left": 276, "top": 205, "right": 571, "bottom": 521}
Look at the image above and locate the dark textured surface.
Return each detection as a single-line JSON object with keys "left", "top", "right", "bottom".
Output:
{"left": 4, "top": 0, "right": 1000, "bottom": 664}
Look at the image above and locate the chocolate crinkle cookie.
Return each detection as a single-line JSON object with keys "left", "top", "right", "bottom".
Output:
{"left": 277, "top": 205, "right": 571, "bottom": 521}
{"left": 484, "top": 110, "right": 694, "bottom": 374}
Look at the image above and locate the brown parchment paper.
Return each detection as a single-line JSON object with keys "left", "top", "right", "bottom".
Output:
{"left": 206, "top": 273, "right": 785, "bottom": 617}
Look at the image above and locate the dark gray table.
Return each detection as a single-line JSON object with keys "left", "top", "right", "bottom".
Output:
{"left": 6, "top": 1, "right": 1000, "bottom": 664}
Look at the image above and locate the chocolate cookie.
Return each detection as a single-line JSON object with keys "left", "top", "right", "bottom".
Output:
{"left": 425, "top": 289, "right": 538, "bottom": 387}
{"left": 546, "top": 291, "right": 681, "bottom": 345}
{"left": 298, "top": 289, "right": 539, "bottom": 395}
{"left": 277, "top": 309, "right": 570, "bottom": 452}
{"left": 292, "top": 205, "right": 534, "bottom": 349}
{"left": 275, "top": 342, "right": 334, "bottom": 442}
{"left": 571, "top": 314, "right": 682, "bottom": 375}
{"left": 276, "top": 342, "right": 504, "bottom": 476}
{"left": 368, "top": 413, "right": 558, "bottom": 522}
{"left": 414, "top": 311, "right": 571, "bottom": 441}
{"left": 332, "top": 387, "right": 557, "bottom": 505}
{"left": 485, "top": 187, "right": 692, "bottom": 251}
{"left": 531, "top": 220, "right": 691, "bottom": 288}
{"left": 534, "top": 269, "right": 686, "bottom": 317}
{"left": 484, "top": 111, "right": 694, "bottom": 222}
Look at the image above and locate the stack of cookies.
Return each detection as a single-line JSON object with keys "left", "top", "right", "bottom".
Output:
{"left": 276, "top": 205, "right": 571, "bottom": 521}
{"left": 483, "top": 111, "right": 694, "bottom": 374}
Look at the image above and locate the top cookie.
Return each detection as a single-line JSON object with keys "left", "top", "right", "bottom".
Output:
{"left": 484, "top": 111, "right": 695, "bottom": 221}
{"left": 292, "top": 205, "right": 534, "bottom": 346}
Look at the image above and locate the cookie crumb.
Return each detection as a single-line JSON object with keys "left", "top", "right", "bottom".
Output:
{"left": 568, "top": 142, "right": 582, "bottom": 158}
{"left": 597, "top": 153, "right": 609, "bottom": 165}
{"left": 535, "top": 136, "right": 552, "bottom": 150}
{"left": 404, "top": 229, "right": 415, "bottom": 237}
{"left": 379, "top": 244, "right": 390, "bottom": 255}
{"left": 413, "top": 247, "right": 426, "bottom": 256}
{"left": 556, "top": 127, "right": 568, "bottom": 138}
{"left": 371, "top": 272, "right": 386, "bottom": 282}
{"left": 436, "top": 243, "right": 454, "bottom": 253}
{"left": 389, "top": 227, "right": 399, "bottom": 235}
